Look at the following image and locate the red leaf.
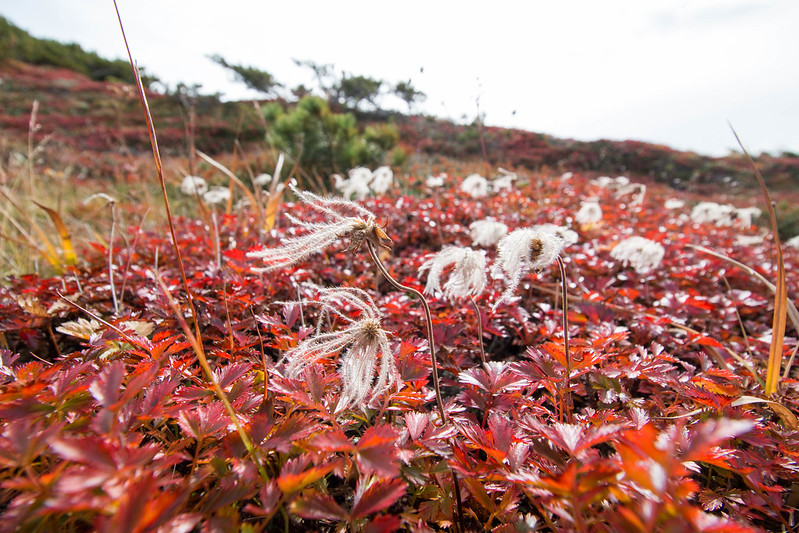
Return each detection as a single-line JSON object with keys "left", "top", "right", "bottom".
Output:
{"left": 89, "top": 361, "right": 125, "bottom": 408}
{"left": 50, "top": 436, "right": 117, "bottom": 471}
{"left": 262, "top": 412, "right": 319, "bottom": 453}
{"left": 277, "top": 456, "right": 340, "bottom": 494}
{"left": 351, "top": 477, "right": 407, "bottom": 519}
{"left": 310, "top": 429, "right": 353, "bottom": 452}
{"left": 488, "top": 414, "right": 514, "bottom": 454}
{"left": 291, "top": 490, "right": 348, "bottom": 521}
{"left": 404, "top": 412, "right": 429, "bottom": 441}
{"left": 356, "top": 425, "right": 399, "bottom": 478}
{"left": 683, "top": 419, "right": 755, "bottom": 463}
{"left": 362, "top": 515, "right": 402, "bottom": 533}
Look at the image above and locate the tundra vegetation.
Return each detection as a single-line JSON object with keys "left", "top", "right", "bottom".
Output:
{"left": 0, "top": 15, "right": 798, "bottom": 533}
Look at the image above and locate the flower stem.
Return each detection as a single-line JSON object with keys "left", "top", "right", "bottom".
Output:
{"left": 469, "top": 294, "right": 486, "bottom": 365}
{"left": 556, "top": 256, "right": 573, "bottom": 421}
{"left": 366, "top": 241, "right": 446, "bottom": 422}
{"left": 367, "top": 241, "right": 463, "bottom": 532}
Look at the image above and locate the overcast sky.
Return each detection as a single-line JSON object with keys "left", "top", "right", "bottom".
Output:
{"left": 2, "top": 1, "right": 798, "bottom": 157}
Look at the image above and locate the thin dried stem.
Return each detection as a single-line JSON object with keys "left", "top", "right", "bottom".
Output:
{"left": 729, "top": 124, "right": 787, "bottom": 394}
{"left": 153, "top": 274, "right": 268, "bottom": 480}
{"left": 556, "top": 257, "right": 573, "bottom": 421}
{"left": 114, "top": 1, "right": 202, "bottom": 342}
{"left": 469, "top": 294, "right": 486, "bottom": 365}
{"left": 366, "top": 241, "right": 446, "bottom": 422}
{"left": 108, "top": 201, "right": 119, "bottom": 314}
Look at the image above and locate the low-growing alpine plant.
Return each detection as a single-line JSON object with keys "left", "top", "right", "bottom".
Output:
{"left": 2, "top": 153, "right": 798, "bottom": 533}
{"left": 280, "top": 285, "right": 398, "bottom": 411}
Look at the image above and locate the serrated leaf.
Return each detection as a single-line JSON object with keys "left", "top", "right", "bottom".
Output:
{"left": 291, "top": 490, "right": 348, "bottom": 521}
{"left": 356, "top": 425, "right": 399, "bottom": 478}
{"left": 351, "top": 477, "right": 407, "bottom": 519}
{"left": 277, "top": 457, "right": 339, "bottom": 494}
{"left": 89, "top": 361, "right": 125, "bottom": 409}
{"left": 309, "top": 429, "right": 353, "bottom": 452}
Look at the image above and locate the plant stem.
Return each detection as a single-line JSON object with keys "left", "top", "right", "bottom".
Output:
{"left": 367, "top": 241, "right": 464, "bottom": 532}
{"left": 366, "top": 241, "right": 446, "bottom": 421}
{"left": 154, "top": 274, "right": 269, "bottom": 481}
{"left": 556, "top": 257, "right": 573, "bottom": 420}
{"left": 469, "top": 294, "right": 486, "bottom": 365}
{"left": 108, "top": 201, "right": 119, "bottom": 314}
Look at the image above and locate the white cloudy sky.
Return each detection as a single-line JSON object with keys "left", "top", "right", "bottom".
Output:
{"left": 2, "top": 0, "right": 798, "bottom": 157}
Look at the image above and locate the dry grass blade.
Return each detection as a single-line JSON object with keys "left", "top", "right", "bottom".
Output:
{"left": 32, "top": 201, "right": 77, "bottom": 266}
{"left": 196, "top": 150, "right": 261, "bottom": 227}
{"left": 264, "top": 186, "right": 285, "bottom": 232}
{"left": 1, "top": 188, "right": 61, "bottom": 270}
{"left": 730, "top": 125, "right": 787, "bottom": 395}
{"left": 688, "top": 244, "right": 799, "bottom": 334}
{"left": 114, "top": 1, "right": 268, "bottom": 482}
{"left": 113, "top": 0, "right": 201, "bottom": 341}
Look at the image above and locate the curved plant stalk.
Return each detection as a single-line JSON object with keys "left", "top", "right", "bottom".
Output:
{"left": 469, "top": 294, "right": 486, "bottom": 365}
{"left": 114, "top": 3, "right": 201, "bottom": 342}
{"left": 114, "top": 1, "right": 267, "bottom": 481}
{"left": 556, "top": 257, "right": 573, "bottom": 421}
{"left": 366, "top": 241, "right": 446, "bottom": 421}
{"left": 730, "top": 125, "right": 787, "bottom": 394}
{"left": 366, "top": 241, "right": 466, "bottom": 533}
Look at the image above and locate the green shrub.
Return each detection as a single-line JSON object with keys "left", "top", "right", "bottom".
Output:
{"left": 389, "top": 146, "right": 409, "bottom": 169}
{"left": 776, "top": 201, "right": 799, "bottom": 240}
{"left": 263, "top": 95, "right": 398, "bottom": 190}
{"left": 0, "top": 16, "right": 153, "bottom": 85}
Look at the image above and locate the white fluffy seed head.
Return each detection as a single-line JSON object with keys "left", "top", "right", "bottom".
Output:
{"left": 610, "top": 236, "right": 665, "bottom": 274}
{"left": 180, "top": 175, "right": 208, "bottom": 196}
{"left": 691, "top": 202, "right": 736, "bottom": 226}
{"left": 461, "top": 173, "right": 489, "bottom": 198}
{"left": 333, "top": 168, "right": 372, "bottom": 201}
{"left": 203, "top": 186, "right": 231, "bottom": 205}
{"left": 426, "top": 173, "right": 447, "bottom": 188}
{"left": 575, "top": 201, "right": 603, "bottom": 225}
{"left": 532, "top": 224, "right": 578, "bottom": 248}
{"left": 470, "top": 217, "right": 509, "bottom": 247}
{"left": 370, "top": 166, "right": 394, "bottom": 194}
{"left": 247, "top": 184, "right": 382, "bottom": 271}
{"left": 493, "top": 228, "right": 565, "bottom": 306}
{"left": 419, "top": 246, "right": 487, "bottom": 301}
{"left": 282, "top": 285, "right": 398, "bottom": 411}
{"left": 664, "top": 198, "right": 685, "bottom": 210}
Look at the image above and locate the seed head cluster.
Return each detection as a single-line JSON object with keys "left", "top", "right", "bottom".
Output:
{"left": 610, "top": 236, "right": 665, "bottom": 274}
{"left": 493, "top": 228, "right": 567, "bottom": 306}
{"left": 282, "top": 285, "right": 398, "bottom": 411}
{"left": 247, "top": 184, "right": 390, "bottom": 271}
{"left": 419, "top": 246, "right": 487, "bottom": 301}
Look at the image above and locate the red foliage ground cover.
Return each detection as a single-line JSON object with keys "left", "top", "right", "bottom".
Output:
{"left": 1, "top": 168, "right": 797, "bottom": 532}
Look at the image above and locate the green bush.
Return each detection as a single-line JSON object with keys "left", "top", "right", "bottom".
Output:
{"left": 263, "top": 95, "right": 398, "bottom": 190}
{"left": 0, "top": 16, "right": 153, "bottom": 85}
{"left": 776, "top": 201, "right": 799, "bottom": 240}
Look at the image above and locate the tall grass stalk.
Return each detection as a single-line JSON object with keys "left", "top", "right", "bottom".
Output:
{"left": 114, "top": 0, "right": 267, "bottom": 480}
{"left": 556, "top": 256, "right": 572, "bottom": 420}
{"left": 27, "top": 100, "right": 38, "bottom": 196}
{"left": 730, "top": 125, "right": 788, "bottom": 395}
